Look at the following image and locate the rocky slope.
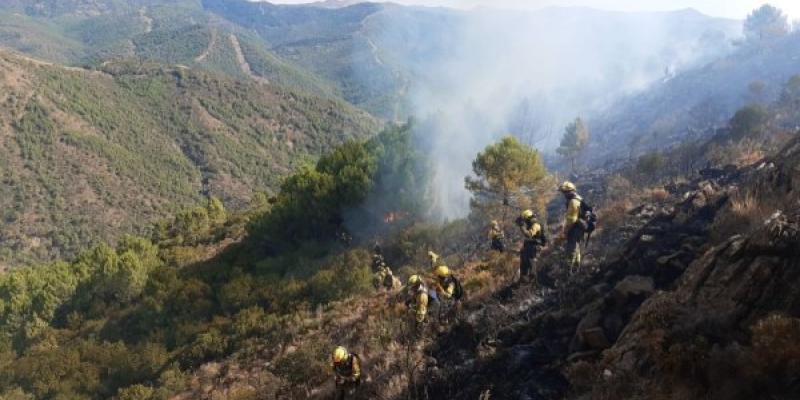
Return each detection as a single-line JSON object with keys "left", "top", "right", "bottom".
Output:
{"left": 423, "top": 136, "right": 799, "bottom": 399}
{"left": 171, "top": 134, "right": 799, "bottom": 399}
{"left": 591, "top": 32, "right": 800, "bottom": 163}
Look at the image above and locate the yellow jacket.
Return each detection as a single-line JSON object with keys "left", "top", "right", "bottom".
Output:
{"left": 520, "top": 222, "right": 542, "bottom": 241}
{"left": 333, "top": 354, "right": 361, "bottom": 383}
{"left": 435, "top": 277, "right": 455, "bottom": 300}
{"left": 488, "top": 226, "right": 504, "bottom": 240}
{"left": 564, "top": 195, "right": 582, "bottom": 234}
{"left": 414, "top": 290, "right": 428, "bottom": 322}
{"left": 407, "top": 285, "right": 429, "bottom": 323}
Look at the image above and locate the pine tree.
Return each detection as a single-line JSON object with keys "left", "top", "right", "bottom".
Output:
{"left": 557, "top": 117, "right": 590, "bottom": 173}
{"left": 466, "top": 136, "right": 551, "bottom": 221}
{"left": 744, "top": 4, "right": 789, "bottom": 43}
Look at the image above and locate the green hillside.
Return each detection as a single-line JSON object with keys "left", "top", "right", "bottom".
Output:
{"left": 0, "top": 123, "right": 427, "bottom": 400}
{"left": 0, "top": 51, "right": 378, "bottom": 266}
{"left": 0, "top": 2, "right": 338, "bottom": 99}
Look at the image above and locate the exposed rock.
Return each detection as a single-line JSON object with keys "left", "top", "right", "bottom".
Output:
{"left": 611, "top": 275, "right": 654, "bottom": 306}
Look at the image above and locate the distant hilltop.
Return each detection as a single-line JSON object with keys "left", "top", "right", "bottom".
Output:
{"left": 298, "top": 0, "right": 373, "bottom": 8}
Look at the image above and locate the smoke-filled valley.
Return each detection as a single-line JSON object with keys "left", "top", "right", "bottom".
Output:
{"left": 0, "top": 1, "right": 798, "bottom": 399}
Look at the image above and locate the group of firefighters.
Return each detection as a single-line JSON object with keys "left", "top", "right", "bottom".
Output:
{"left": 330, "top": 181, "right": 595, "bottom": 399}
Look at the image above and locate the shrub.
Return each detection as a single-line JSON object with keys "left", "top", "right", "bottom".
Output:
{"left": 218, "top": 276, "right": 257, "bottom": 314}
{"left": 183, "top": 329, "right": 230, "bottom": 368}
{"left": 729, "top": 105, "right": 769, "bottom": 141}
{"left": 273, "top": 341, "right": 330, "bottom": 387}
{"left": 710, "top": 189, "right": 775, "bottom": 242}
{"left": 0, "top": 388, "right": 34, "bottom": 400}
{"left": 231, "top": 306, "right": 279, "bottom": 339}
{"left": 307, "top": 250, "right": 372, "bottom": 306}
{"left": 646, "top": 188, "right": 669, "bottom": 203}
{"left": 636, "top": 152, "right": 666, "bottom": 182}
{"left": 605, "top": 174, "right": 632, "bottom": 203}
{"left": 115, "top": 384, "right": 155, "bottom": 400}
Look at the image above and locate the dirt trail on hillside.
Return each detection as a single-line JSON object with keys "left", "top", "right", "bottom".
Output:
{"left": 195, "top": 28, "right": 217, "bottom": 63}
{"left": 229, "top": 34, "right": 269, "bottom": 85}
{"left": 2, "top": 49, "right": 89, "bottom": 74}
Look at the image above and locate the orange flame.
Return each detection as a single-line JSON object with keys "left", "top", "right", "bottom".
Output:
{"left": 384, "top": 211, "right": 406, "bottom": 224}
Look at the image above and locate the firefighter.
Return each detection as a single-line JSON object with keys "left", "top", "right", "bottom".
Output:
{"left": 559, "top": 181, "right": 595, "bottom": 273}
{"left": 331, "top": 346, "right": 361, "bottom": 400}
{"left": 404, "top": 275, "right": 429, "bottom": 332}
{"left": 432, "top": 265, "right": 464, "bottom": 324}
{"left": 373, "top": 264, "right": 400, "bottom": 291}
{"left": 488, "top": 220, "right": 506, "bottom": 252}
{"left": 517, "top": 209, "right": 546, "bottom": 283}
{"left": 372, "top": 244, "right": 386, "bottom": 273}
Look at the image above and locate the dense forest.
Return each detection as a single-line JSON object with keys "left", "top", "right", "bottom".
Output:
{"left": 0, "top": 52, "right": 377, "bottom": 265}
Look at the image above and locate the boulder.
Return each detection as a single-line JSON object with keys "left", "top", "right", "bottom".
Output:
{"left": 611, "top": 275, "right": 654, "bottom": 306}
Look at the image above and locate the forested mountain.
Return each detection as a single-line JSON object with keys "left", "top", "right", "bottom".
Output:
{"left": 0, "top": 51, "right": 377, "bottom": 265}
{"left": 0, "top": 1, "right": 336, "bottom": 96}
{"left": 0, "top": 0, "right": 750, "bottom": 263}
{"left": 0, "top": 0, "right": 741, "bottom": 120}
{"left": 0, "top": 3, "right": 798, "bottom": 399}
{"left": 202, "top": 1, "right": 742, "bottom": 120}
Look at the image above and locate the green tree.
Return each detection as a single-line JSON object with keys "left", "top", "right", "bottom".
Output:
{"left": 779, "top": 75, "right": 800, "bottom": 109}
{"left": 207, "top": 197, "right": 227, "bottom": 225}
{"left": 252, "top": 123, "right": 428, "bottom": 247}
{"left": 730, "top": 104, "right": 769, "bottom": 140}
{"left": 636, "top": 152, "right": 666, "bottom": 183}
{"left": 744, "top": 4, "right": 789, "bottom": 43}
{"left": 466, "top": 136, "right": 551, "bottom": 220}
{"left": 557, "top": 117, "right": 590, "bottom": 172}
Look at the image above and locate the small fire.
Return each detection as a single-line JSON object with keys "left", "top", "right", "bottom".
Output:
{"left": 384, "top": 211, "right": 406, "bottom": 224}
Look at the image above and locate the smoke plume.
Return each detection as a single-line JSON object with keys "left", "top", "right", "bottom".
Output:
{"left": 369, "top": 6, "right": 738, "bottom": 219}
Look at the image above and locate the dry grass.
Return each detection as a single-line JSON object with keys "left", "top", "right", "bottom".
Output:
{"left": 735, "top": 146, "right": 766, "bottom": 167}
{"left": 710, "top": 188, "right": 780, "bottom": 243}
{"left": 599, "top": 198, "right": 633, "bottom": 232}
{"left": 605, "top": 174, "right": 633, "bottom": 203}
{"left": 730, "top": 192, "right": 759, "bottom": 216}
{"left": 645, "top": 188, "right": 670, "bottom": 203}
{"left": 750, "top": 314, "right": 800, "bottom": 371}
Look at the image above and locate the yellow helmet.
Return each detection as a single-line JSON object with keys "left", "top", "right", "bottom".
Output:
{"left": 408, "top": 274, "right": 422, "bottom": 285}
{"left": 491, "top": 220, "right": 499, "bottom": 227}
{"left": 434, "top": 265, "right": 450, "bottom": 278}
{"left": 559, "top": 181, "right": 577, "bottom": 193}
{"left": 332, "top": 346, "right": 348, "bottom": 363}
{"left": 521, "top": 209, "right": 534, "bottom": 220}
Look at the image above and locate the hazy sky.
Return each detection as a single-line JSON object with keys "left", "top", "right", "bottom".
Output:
{"left": 270, "top": 0, "right": 800, "bottom": 19}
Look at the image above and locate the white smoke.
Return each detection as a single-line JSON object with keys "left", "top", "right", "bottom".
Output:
{"left": 369, "top": 6, "right": 738, "bottom": 219}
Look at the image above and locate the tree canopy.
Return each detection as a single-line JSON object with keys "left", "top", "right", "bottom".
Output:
{"left": 730, "top": 104, "right": 770, "bottom": 140}
{"left": 744, "top": 4, "right": 790, "bottom": 43}
{"left": 466, "top": 136, "right": 551, "bottom": 220}
{"left": 557, "top": 117, "right": 590, "bottom": 172}
{"left": 250, "top": 123, "right": 429, "bottom": 248}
